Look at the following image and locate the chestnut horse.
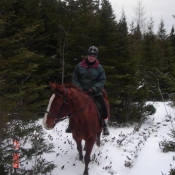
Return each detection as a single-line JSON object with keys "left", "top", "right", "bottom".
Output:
{"left": 43, "top": 82, "right": 110, "bottom": 175}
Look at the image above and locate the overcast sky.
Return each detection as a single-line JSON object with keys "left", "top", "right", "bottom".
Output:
{"left": 109, "top": 0, "right": 175, "bottom": 33}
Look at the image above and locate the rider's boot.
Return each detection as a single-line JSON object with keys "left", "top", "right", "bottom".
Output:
{"left": 103, "top": 118, "right": 110, "bottom": 135}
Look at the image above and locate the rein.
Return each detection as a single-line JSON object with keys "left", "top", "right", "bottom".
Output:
{"left": 69, "top": 96, "right": 91, "bottom": 118}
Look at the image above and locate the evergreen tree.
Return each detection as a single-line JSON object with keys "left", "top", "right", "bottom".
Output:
{"left": 0, "top": 0, "right": 64, "bottom": 118}
{"left": 165, "top": 26, "right": 175, "bottom": 96}
{"left": 147, "top": 16, "right": 155, "bottom": 35}
{"left": 141, "top": 23, "right": 158, "bottom": 100}
{"left": 157, "top": 18, "right": 167, "bottom": 40}
{"left": 0, "top": 121, "right": 56, "bottom": 174}
{"left": 111, "top": 10, "right": 154, "bottom": 123}
{"left": 96, "top": 0, "right": 117, "bottom": 57}
{"left": 154, "top": 19, "right": 175, "bottom": 98}
{"left": 170, "top": 26, "right": 175, "bottom": 54}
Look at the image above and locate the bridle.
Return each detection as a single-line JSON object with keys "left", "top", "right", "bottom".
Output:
{"left": 45, "top": 87, "right": 92, "bottom": 125}
{"left": 45, "top": 88, "right": 70, "bottom": 125}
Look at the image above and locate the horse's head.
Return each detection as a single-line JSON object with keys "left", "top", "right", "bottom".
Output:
{"left": 43, "top": 82, "right": 70, "bottom": 130}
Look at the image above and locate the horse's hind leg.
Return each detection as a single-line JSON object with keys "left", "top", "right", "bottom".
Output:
{"left": 96, "top": 130, "right": 102, "bottom": 147}
{"left": 83, "top": 136, "right": 96, "bottom": 175}
{"left": 75, "top": 139, "right": 83, "bottom": 161}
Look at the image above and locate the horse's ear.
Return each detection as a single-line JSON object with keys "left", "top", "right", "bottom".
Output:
{"left": 49, "top": 82, "right": 57, "bottom": 91}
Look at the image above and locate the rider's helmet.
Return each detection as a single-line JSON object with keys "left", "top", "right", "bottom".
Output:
{"left": 87, "top": 46, "right": 98, "bottom": 56}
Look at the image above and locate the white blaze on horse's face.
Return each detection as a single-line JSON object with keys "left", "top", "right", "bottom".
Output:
{"left": 43, "top": 94, "right": 55, "bottom": 130}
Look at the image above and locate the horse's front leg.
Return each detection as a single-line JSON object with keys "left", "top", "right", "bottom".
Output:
{"left": 83, "top": 136, "right": 96, "bottom": 175}
{"left": 74, "top": 139, "right": 83, "bottom": 161}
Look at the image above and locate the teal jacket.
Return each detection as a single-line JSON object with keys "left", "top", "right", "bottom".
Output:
{"left": 72, "top": 58, "right": 106, "bottom": 96}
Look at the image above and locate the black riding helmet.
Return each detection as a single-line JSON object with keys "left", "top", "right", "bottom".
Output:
{"left": 87, "top": 46, "right": 98, "bottom": 56}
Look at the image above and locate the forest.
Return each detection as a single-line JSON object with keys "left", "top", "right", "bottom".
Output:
{"left": 0, "top": 0, "right": 175, "bottom": 174}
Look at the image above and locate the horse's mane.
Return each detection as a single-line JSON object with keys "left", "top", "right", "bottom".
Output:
{"left": 63, "top": 83, "right": 85, "bottom": 94}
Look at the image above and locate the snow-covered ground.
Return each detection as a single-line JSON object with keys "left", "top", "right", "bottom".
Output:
{"left": 40, "top": 102, "right": 175, "bottom": 175}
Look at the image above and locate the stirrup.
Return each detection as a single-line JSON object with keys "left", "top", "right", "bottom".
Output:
{"left": 65, "top": 126, "right": 72, "bottom": 133}
{"left": 103, "top": 127, "right": 109, "bottom": 135}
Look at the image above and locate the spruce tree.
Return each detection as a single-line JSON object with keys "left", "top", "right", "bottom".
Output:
{"left": 140, "top": 18, "right": 159, "bottom": 100}
{"left": 154, "top": 19, "right": 175, "bottom": 98}
{"left": 0, "top": 121, "right": 56, "bottom": 174}
{"left": 169, "top": 26, "right": 175, "bottom": 103}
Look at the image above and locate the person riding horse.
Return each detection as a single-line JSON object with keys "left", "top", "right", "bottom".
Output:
{"left": 66, "top": 46, "right": 110, "bottom": 135}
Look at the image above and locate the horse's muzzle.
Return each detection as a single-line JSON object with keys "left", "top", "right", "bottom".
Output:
{"left": 43, "top": 116, "right": 55, "bottom": 130}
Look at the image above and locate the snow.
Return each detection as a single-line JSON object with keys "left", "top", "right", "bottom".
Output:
{"left": 40, "top": 102, "right": 175, "bottom": 175}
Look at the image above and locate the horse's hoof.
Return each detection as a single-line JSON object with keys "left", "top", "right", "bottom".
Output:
{"left": 79, "top": 155, "right": 83, "bottom": 161}
{"left": 97, "top": 143, "right": 100, "bottom": 147}
{"left": 96, "top": 141, "right": 101, "bottom": 147}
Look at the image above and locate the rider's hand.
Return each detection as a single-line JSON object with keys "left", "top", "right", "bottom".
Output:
{"left": 86, "top": 88, "right": 94, "bottom": 95}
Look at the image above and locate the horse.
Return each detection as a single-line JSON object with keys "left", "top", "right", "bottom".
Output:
{"left": 43, "top": 82, "right": 110, "bottom": 175}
